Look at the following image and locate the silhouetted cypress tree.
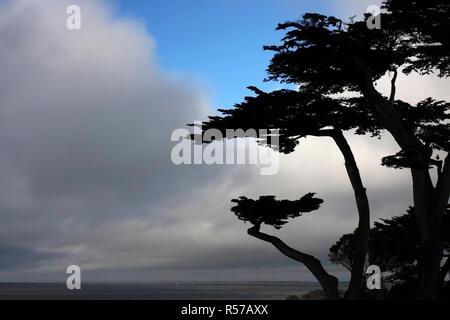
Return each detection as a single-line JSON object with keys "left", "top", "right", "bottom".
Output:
{"left": 329, "top": 206, "right": 450, "bottom": 299}
{"left": 194, "top": 0, "right": 449, "bottom": 299}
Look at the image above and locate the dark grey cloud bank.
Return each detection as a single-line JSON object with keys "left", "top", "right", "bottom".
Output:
{"left": 0, "top": 0, "right": 448, "bottom": 283}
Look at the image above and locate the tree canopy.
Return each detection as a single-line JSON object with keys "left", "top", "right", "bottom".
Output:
{"left": 231, "top": 193, "right": 323, "bottom": 230}
{"left": 193, "top": 0, "right": 450, "bottom": 299}
{"left": 329, "top": 206, "right": 450, "bottom": 298}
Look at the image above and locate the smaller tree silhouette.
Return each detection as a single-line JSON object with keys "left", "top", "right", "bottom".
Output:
{"left": 196, "top": 86, "right": 373, "bottom": 299}
{"left": 231, "top": 193, "right": 323, "bottom": 229}
{"left": 192, "top": 0, "right": 450, "bottom": 299}
{"left": 329, "top": 206, "right": 450, "bottom": 299}
{"left": 230, "top": 193, "right": 342, "bottom": 299}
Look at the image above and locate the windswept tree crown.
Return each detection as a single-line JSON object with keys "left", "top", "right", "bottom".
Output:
{"left": 192, "top": 0, "right": 450, "bottom": 300}
{"left": 329, "top": 206, "right": 450, "bottom": 284}
{"left": 264, "top": 13, "right": 405, "bottom": 94}
{"left": 382, "top": 0, "right": 450, "bottom": 77}
{"left": 199, "top": 1, "right": 449, "bottom": 167}
{"left": 231, "top": 193, "right": 323, "bottom": 229}
{"left": 204, "top": 87, "right": 380, "bottom": 153}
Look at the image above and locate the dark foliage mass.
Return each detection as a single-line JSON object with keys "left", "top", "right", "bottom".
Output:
{"left": 383, "top": 0, "right": 450, "bottom": 77}
{"left": 382, "top": 98, "right": 450, "bottom": 169}
{"left": 192, "top": 0, "right": 450, "bottom": 299}
{"left": 231, "top": 193, "right": 323, "bottom": 229}
{"left": 329, "top": 206, "right": 450, "bottom": 291}
{"left": 200, "top": 6, "right": 449, "bottom": 165}
{"left": 204, "top": 87, "right": 381, "bottom": 154}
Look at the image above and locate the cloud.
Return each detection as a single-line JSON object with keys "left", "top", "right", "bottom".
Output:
{"left": 0, "top": 0, "right": 223, "bottom": 280}
{"left": 0, "top": 246, "right": 64, "bottom": 272}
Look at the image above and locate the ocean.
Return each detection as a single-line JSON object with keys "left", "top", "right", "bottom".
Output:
{"left": 0, "top": 282, "right": 322, "bottom": 300}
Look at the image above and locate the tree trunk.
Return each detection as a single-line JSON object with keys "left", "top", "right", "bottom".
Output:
{"left": 418, "top": 234, "right": 442, "bottom": 299}
{"left": 247, "top": 225, "right": 340, "bottom": 300}
{"left": 420, "top": 154, "right": 450, "bottom": 298}
{"left": 351, "top": 56, "right": 450, "bottom": 299}
{"left": 332, "top": 131, "right": 370, "bottom": 299}
{"left": 310, "top": 129, "right": 371, "bottom": 299}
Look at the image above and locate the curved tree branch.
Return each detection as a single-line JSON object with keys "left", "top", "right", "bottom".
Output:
{"left": 389, "top": 69, "right": 398, "bottom": 102}
{"left": 308, "top": 129, "right": 370, "bottom": 298}
{"left": 432, "top": 154, "right": 450, "bottom": 230}
{"left": 331, "top": 130, "right": 370, "bottom": 299}
{"left": 247, "top": 224, "right": 340, "bottom": 300}
{"left": 351, "top": 55, "right": 440, "bottom": 298}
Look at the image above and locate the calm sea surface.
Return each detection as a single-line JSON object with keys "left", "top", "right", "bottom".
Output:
{"left": 0, "top": 282, "right": 322, "bottom": 300}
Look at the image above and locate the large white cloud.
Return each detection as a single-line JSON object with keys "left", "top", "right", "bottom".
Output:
{"left": 0, "top": 0, "right": 220, "bottom": 280}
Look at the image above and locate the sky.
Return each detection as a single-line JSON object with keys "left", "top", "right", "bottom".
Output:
{"left": 0, "top": 0, "right": 449, "bottom": 283}
{"left": 111, "top": 0, "right": 382, "bottom": 110}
